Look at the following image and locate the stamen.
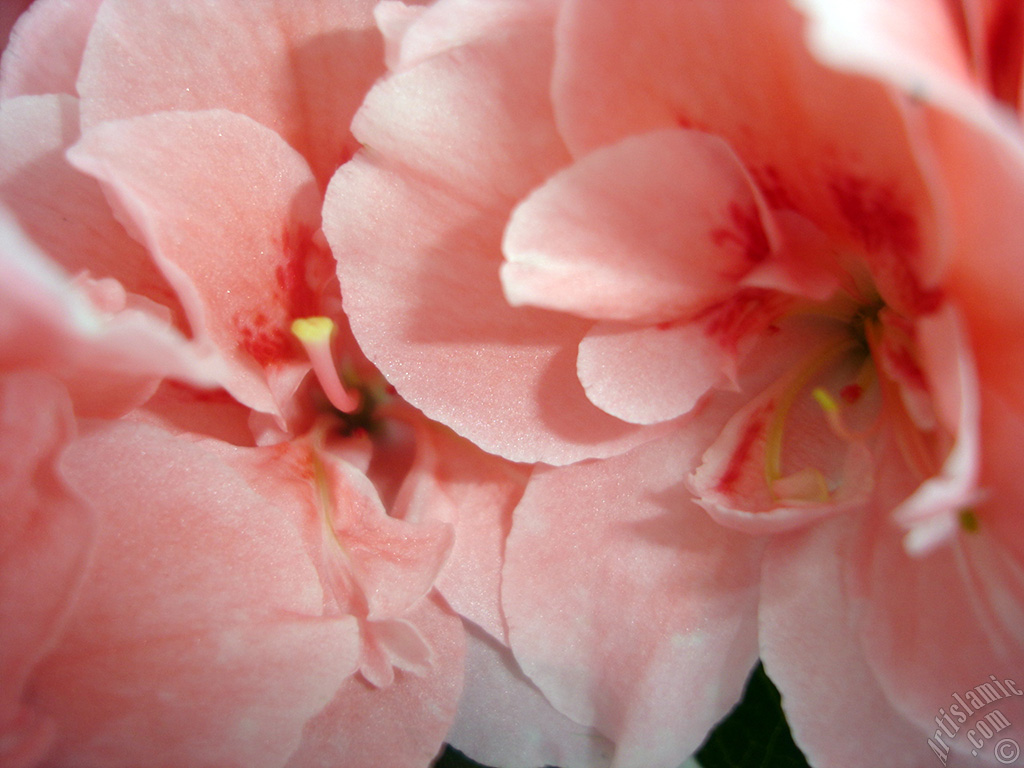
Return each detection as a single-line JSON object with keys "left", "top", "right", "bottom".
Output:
{"left": 291, "top": 316, "right": 361, "bottom": 413}
{"left": 764, "top": 336, "right": 858, "bottom": 492}
{"left": 959, "top": 508, "right": 980, "bottom": 533}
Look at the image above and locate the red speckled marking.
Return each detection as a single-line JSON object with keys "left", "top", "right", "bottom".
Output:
{"left": 695, "top": 288, "right": 787, "bottom": 352}
{"left": 829, "top": 173, "right": 919, "bottom": 256}
{"left": 236, "top": 311, "right": 293, "bottom": 367}
{"left": 711, "top": 202, "right": 771, "bottom": 265}
{"left": 233, "top": 223, "right": 332, "bottom": 367}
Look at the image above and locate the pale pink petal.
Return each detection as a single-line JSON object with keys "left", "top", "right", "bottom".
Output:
{"left": 68, "top": 110, "right": 328, "bottom": 417}
{"left": 325, "top": 155, "right": 667, "bottom": 465}
{"left": 285, "top": 595, "right": 464, "bottom": 768}
{"left": 759, "top": 516, "right": 931, "bottom": 768}
{"left": 0, "top": 94, "right": 180, "bottom": 315}
{"left": 40, "top": 422, "right": 363, "bottom": 768}
{"left": 553, "top": 0, "right": 947, "bottom": 299}
{"left": 77, "top": 0, "right": 385, "bottom": 187}
{"left": 0, "top": 373, "right": 93, "bottom": 768}
{"left": 922, "top": 107, "right": 1024, "bottom": 421}
{"left": 448, "top": 622, "right": 613, "bottom": 768}
{"left": 894, "top": 306, "right": 982, "bottom": 553}
{"left": 502, "top": 429, "right": 762, "bottom": 768}
{"left": 320, "top": 455, "right": 453, "bottom": 621}
{"left": 577, "top": 320, "right": 732, "bottom": 425}
{"left": 0, "top": 0, "right": 102, "bottom": 98}
{"left": 851, "top": 432, "right": 1024, "bottom": 758}
{"left": 794, "top": 0, "right": 980, "bottom": 113}
{"left": 502, "top": 129, "right": 775, "bottom": 324}
{"left": 376, "top": 0, "right": 557, "bottom": 73}
{"left": 390, "top": 414, "right": 529, "bottom": 642}
{"left": 327, "top": 0, "right": 673, "bottom": 464}
{"left": 0, "top": 209, "right": 211, "bottom": 417}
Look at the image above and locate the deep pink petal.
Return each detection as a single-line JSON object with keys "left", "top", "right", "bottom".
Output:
{"left": 68, "top": 110, "right": 328, "bottom": 417}
{"left": 77, "top": 0, "right": 385, "bottom": 188}
{"left": 0, "top": 0, "right": 102, "bottom": 98}
{"left": 759, "top": 516, "right": 931, "bottom": 768}
{"left": 448, "top": 622, "right": 613, "bottom": 768}
{"left": 0, "top": 94, "right": 181, "bottom": 315}
{"left": 502, "top": 129, "right": 776, "bottom": 324}
{"left": 577, "top": 320, "right": 731, "bottom": 425}
{"left": 284, "top": 594, "right": 464, "bottom": 768}
{"left": 502, "top": 429, "right": 762, "bottom": 768}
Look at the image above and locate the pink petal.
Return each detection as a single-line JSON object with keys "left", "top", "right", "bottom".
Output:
{"left": 0, "top": 94, "right": 181, "bottom": 316}
{"left": 502, "top": 129, "right": 776, "bottom": 324}
{"left": 391, "top": 416, "right": 530, "bottom": 643}
{"left": 577, "top": 320, "right": 731, "bottom": 425}
{"left": 922, "top": 107, "right": 1024, "bottom": 422}
{"left": 894, "top": 305, "right": 982, "bottom": 553}
{"left": 759, "top": 516, "right": 931, "bottom": 768}
{"left": 851, "top": 431, "right": 1024, "bottom": 759}
{"left": 68, "top": 110, "right": 328, "bottom": 417}
{"left": 0, "top": 373, "right": 93, "bottom": 767}
{"left": 795, "top": 0, "right": 981, "bottom": 117}
{"left": 447, "top": 623, "right": 613, "bottom": 768}
{"left": 77, "top": 0, "right": 386, "bottom": 188}
{"left": 690, "top": 320, "right": 876, "bottom": 532}
{"left": 41, "top": 422, "right": 364, "bottom": 768}
{"left": 553, "top": 0, "right": 947, "bottom": 299}
{"left": 0, "top": 209, "right": 210, "bottom": 417}
{"left": 0, "top": 0, "right": 102, "bottom": 99}
{"left": 325, "top": 155, "right": 666, "bottom": 465}
{"left": 284, "top": 595, "right": 464, "bottom": 768}
{"left": 502, "top": 430, "right": 762, "bottom": 768}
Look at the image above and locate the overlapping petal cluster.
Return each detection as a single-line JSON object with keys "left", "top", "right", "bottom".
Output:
{"left": 2, "top": 1, "right": 1023, "bottom": 768}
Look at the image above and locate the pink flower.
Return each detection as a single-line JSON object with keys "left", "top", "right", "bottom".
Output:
{"left": 326, "top": 1, "right": 1024, "bottom": 766}
{"left": 0, "top": 2, "right": 527, "bottom": 765}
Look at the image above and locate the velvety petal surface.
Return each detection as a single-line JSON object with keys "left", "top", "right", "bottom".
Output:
{"left": 759, "top": 516, "right": 931, "bottom": 768}
{"left": 285, "top": 594, "right": 463, "bottom": 768}
{"left": 502, "top": 129, "right": 775, "bottom": 324}
{"left": 77, "top": 0, "right": 385, "bottom": 187}
{"left": 391, "top": 416, "right": 529, "bottom": 642}
{"left": 0, "top": 94, "right": 180, "bottom": 315}
{"left": 0, "top": 0, "right": 102, "bottom": 99}
{"left": 553, "top": 0, "right": 947, "bottom": 299}
{"left": 0, "top": 374, "right": 93, "bottom": 768}
{"left": 68, "top": 110, "right": 328, "bottom": 417}
{"left": 42, "top": 422, "right": 363, "bottom": 768}
{"left": 447, "top": 622, "right": 613, "bottom": 768}
{"left": 0, "top": 209, "right": 209, "bottom": 417}
{"left": 577, "top": 320, "right": 732, "bottom": 425}
{"left": 502, "top": 429, "right": 762, "bottom": 768}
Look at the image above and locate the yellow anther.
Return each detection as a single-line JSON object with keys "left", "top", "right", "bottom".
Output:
{"left": 812, "top": 387, "right": 839, "bottom": 414}
{"left": 291, "top": 315, "right": 360, "bottom": 414}
{"left": 291, "top": 316, "right": 336, "bottom": 343}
